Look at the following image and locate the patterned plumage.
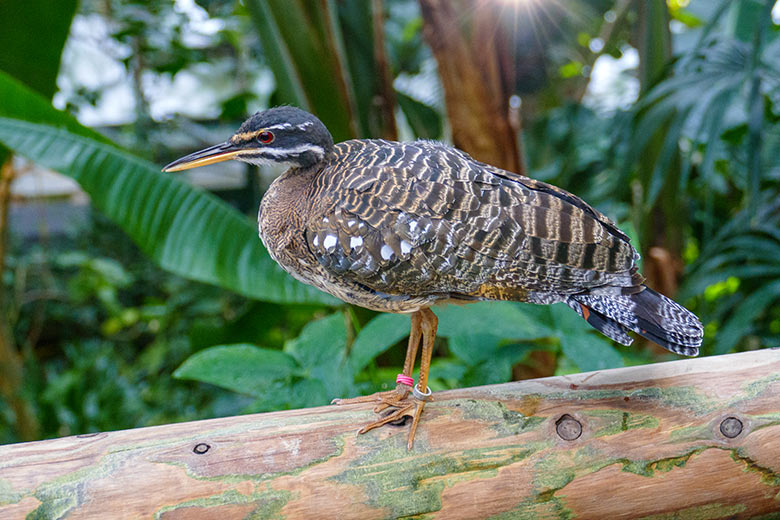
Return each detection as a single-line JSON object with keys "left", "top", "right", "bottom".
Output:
{"left": 164, "top": 106, "right": 704, "bottom": 448}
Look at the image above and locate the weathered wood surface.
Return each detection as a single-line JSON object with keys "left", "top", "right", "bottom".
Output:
{"left": 1, "top": 349, "right": 779, "bottom": 519}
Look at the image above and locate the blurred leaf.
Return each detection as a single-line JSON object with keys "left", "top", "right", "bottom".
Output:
{"left": 0, "top": 0, "right": 77, "bottom": 98}
{"left": 0, "top": 72, "right": 338, "bottom": 305}
{"left": 285, "top": 313, "right": 351, "bottom": 396}
{"left": 396, "top": 91, "right": 442, "bottom": 139}
{"left": 461, "top": 342, "right": 537, "bottom": 387}
{"left": 337, "top": 0, "right": 392, "bottom": 138}
{"left": 349, "top": 313, "right": 409, "bottom": 374}
{"left": 462, "top": 356, "right": 513, "bottom": 387}
{"left": 715, "top": 280, "right": 780, "bottom": 354}
{"left": 0, "top": 71, "right": 111, "bottom": 143}
{"left": 245, "top": 0, "right": 358, "bottom": 142}
{"left": 726, "top": 0, "right": 767, "bottom": 43}
{"left": 174, "top": 344, "right": 299, "bottom": 397}
{"left": 447, "top": 333, "right": 503, "bottom": 365}
{"left": 551, "top": 303, "right": 625, "bottom": 371}
{"left": 437, "top": 302, "right": 552, "bottom": 340}
{"left": 558, "top": 334, "right": 625, "bottom": 372}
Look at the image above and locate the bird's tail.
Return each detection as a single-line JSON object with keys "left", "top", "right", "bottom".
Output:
{"left": 568, "top": 286, "right": 703, "bottom": 356}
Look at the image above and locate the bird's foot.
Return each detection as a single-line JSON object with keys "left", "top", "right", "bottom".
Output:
{"left": 331, "top": 383, "right": 412, "bottom": 412}
{"left": 333, "top": 383, "right": 432, "bottom": 450}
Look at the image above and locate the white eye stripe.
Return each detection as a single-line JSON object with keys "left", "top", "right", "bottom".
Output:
{"left": 263, "top": 123, "right": 293, "bottom": 131}
{"left": 243, "top": 144, "right": 325, "bottom": 158}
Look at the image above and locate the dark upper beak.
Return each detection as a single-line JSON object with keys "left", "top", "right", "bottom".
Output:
{"left": 162, "top": 141, "right": 245, "bottom": 172}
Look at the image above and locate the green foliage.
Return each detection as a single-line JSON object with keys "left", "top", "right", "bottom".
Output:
{"left": 681, "top": 198, "right": 780, "bottom": 354}
{"left": 0, "top": 0, "right": 77, "bottom": 99}
{"left": 175, "top": 301, "right": 624, "bottom": 412}
{"left": 174, "top": 344, "right": 300, "bottom": 396}
{"left": 550, "top": 304, "right": 625, "bottom": 371}
{"left": 2, "top": 223, "right": 262, "bottom": 441}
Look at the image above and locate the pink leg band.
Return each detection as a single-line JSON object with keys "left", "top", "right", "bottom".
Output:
{"left": 396, "top": 374, "right": 414, "bottom": 387}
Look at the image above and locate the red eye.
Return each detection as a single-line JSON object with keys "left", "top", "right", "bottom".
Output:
{"left": 258, "top": 131, "right": 274, "bottom": 144}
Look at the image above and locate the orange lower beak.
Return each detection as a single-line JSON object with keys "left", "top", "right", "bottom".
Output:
{"left": 162, "top": 142, "right": 244, "bottom": 172}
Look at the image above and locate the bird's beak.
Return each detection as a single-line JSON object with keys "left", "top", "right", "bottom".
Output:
{"left": 162, "top": 141, "right": 244, "bottom": 172}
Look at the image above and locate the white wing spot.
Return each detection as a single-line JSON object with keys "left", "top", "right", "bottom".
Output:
{"left": 350, "top": 236, "right": 363, "bottom": 249}
{"left": 322, "top": 217, "right": 329, "bottom": 223}
{"left": 347, "top": 220, "right": 356, "bottom": 227}
{"left": 323, "top": 234, "right": 337, "bottom": 250}
{"left": 381, "top": 244, "right": 394, "bottom": 260}
{"left": 400, "top": 240, "right": 412, "bottom": 255}
{"left": 409, "top": 221, "right": 418, "bottom": 232}
{"left": 312, "top": 235, "right": 319, "bottom": 247}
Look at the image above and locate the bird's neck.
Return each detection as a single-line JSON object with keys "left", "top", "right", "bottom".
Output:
{"left": 257, "top": 165, "right": 319, "bottom": 260}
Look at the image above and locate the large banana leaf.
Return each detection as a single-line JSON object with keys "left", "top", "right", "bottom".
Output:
{"left": 0, "top": 71, "right": 337, "bottom": 306}
{"left": 0, "top": 0, "right": 77, "bottom": 167}
{"left": 0, "top": 0, "right": 77, "bottom": 99}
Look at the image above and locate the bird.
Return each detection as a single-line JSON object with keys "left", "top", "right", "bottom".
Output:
{"left": 163, "top": 106, "right": 704, "bottom": 449}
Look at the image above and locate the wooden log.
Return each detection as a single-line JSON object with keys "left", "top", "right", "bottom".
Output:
{"left": 1, "top": 349, "right": 779, "bottom": 519}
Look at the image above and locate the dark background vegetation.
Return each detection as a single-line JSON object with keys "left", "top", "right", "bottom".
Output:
{"left": 1, "top": 0, "right": 778, "bottom": 444}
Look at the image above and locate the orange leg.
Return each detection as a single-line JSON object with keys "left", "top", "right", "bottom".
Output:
{"left": 407, "top": 308, "right": 437, "bottom": 449}
{"left": 335, "top": 308, "right": 438, "bottom": 450}
{"left": 331, "top": 311, "right": 421, "bottom": 408}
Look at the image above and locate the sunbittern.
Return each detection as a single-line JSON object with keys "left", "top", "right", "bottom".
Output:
{"left": 164, "top": 106, "right": 704, "bottom": 449}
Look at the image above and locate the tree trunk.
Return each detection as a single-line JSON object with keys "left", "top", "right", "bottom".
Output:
{"left": 634, "top": 0, "right": 683, "bottom": 298}
{"left": 0, "top": 157, "right": 39, "bottom": 441}
{"left": 418, "top": 0, "right": 523, "bottom": 174}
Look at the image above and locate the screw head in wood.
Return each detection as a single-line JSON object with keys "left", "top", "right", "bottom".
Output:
{"left": 193, "top": 443, "right": 211, "bottom": 454}
{"left": 556, "top": 414, "right": 582, "bottom": 441}
{"left": 720, "top": 417, "right": 743, "bottom": 438}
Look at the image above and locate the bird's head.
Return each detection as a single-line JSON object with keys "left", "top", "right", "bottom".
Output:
{"left": 163, "top": 106, "right": 334, "bottom": 173}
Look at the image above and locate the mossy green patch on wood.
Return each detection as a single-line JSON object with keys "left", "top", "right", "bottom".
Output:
{"left": 487, "top": 501, "right": 574, "bottom": 520}
{"left": 753, "top": 413, "right": 780, "bottom": 434}
{"left": 616, "top": 448, "right": 706, "bottom": 477}
{"left": 736, "top": 372, "right": 780, "bottom": 404}
{"left": 579, "top": 409, "right": 659, "bottom": 437}
{"left": 333, "top": 430, "right": 538, "bottom": 519}
{"left": 152, "top": 485, "right": 293, "bottom": 520}
{"left": 531, "top": 452, "right": 575, "bottom": 492}
{"left": 0, "top": 479, "right": 23, "bottom": 506}
{"left": 542, "top": 385, "right": 716, "bottom": 415}
{"left": 449, "top": 398, "right": 545, "bottom": 437}
{"left": 26, "top": 446, "right": 141, "bottom": 519}
{"left": 726, "top": 446, "right": 780, "bottom": 487}
{"left": 668, "top": 424, "right": 712, "bottom": 443}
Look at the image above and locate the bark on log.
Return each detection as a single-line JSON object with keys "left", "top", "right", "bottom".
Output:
{"left": 1, "top": 349, "right": 779, "bottom": 519}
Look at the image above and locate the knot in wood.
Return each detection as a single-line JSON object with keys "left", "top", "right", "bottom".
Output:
{"left": 555, "top": 414, "right": 582, "bottom": 441}
{"left": 193, "top": 443, "right": 211, "bottom": 454}
{"left": 719, "top": 416, "right": 743, "bottom": 439}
